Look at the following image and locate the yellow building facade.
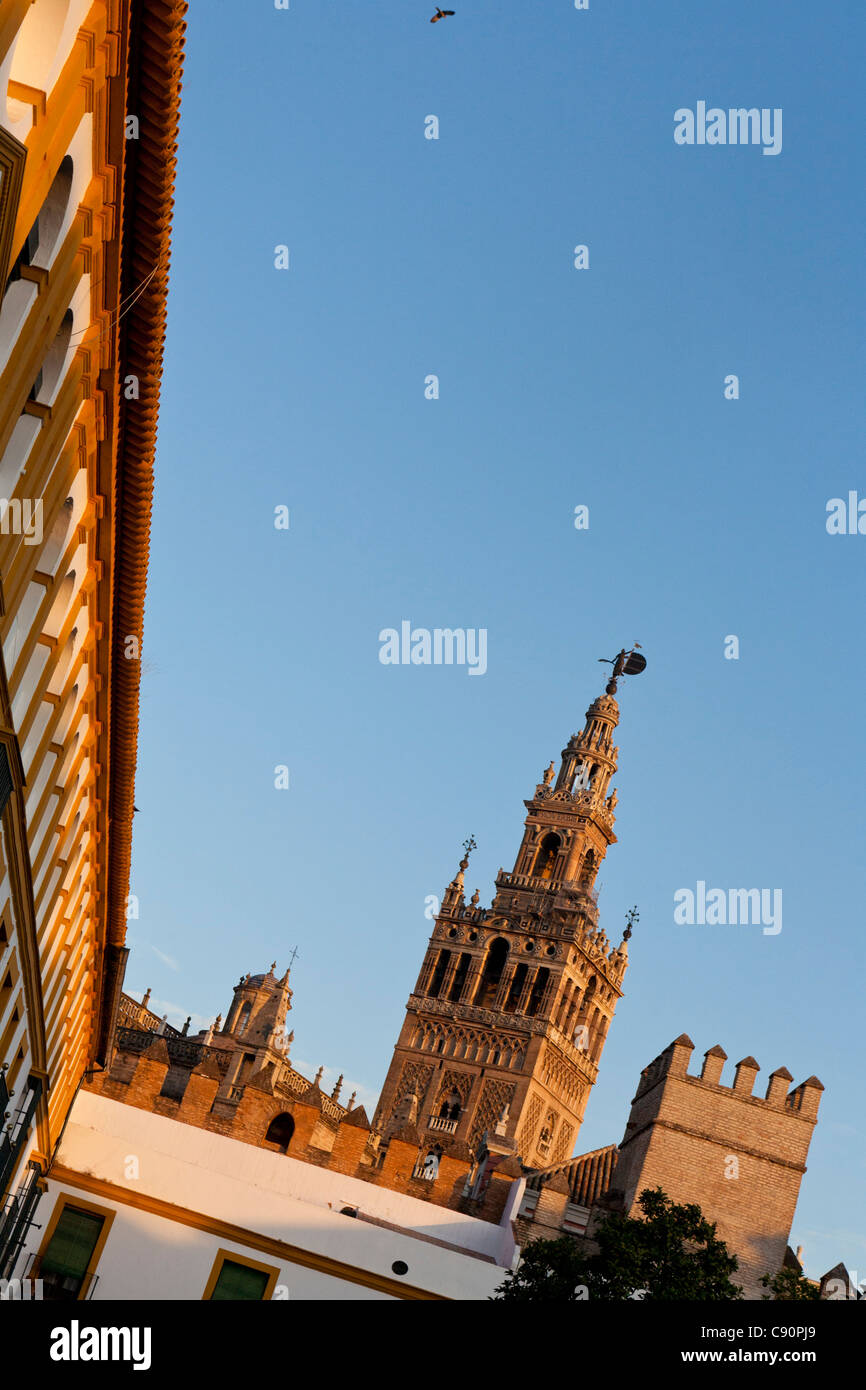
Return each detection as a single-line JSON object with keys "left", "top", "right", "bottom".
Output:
{"left": 0, "top": 0, "right": 185, "bottom": 1273}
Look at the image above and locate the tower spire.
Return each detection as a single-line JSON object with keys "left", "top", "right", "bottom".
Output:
{"left": 374, "top": 652, "right": 647, "bottom": 1170}
{"left": 442, "top": 835, "right": 477, "bottom": 911}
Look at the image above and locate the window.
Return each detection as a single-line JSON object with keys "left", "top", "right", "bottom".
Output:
{"left": 203, "top": 1249, "right": 279, "bottom": 1301}
{"left": 525, "top": 966, "right": 550, "bottom": 1017}
{"left": 503, "top": 962, "right": 527, "bottom": 1012}
{"left": 33, "top": 308, "right": 73, "bottom": 405}
{"left": 32, "top": 156, "right": 73, "bottom": 270}
{"left": 235, "top": 1002, "right": 252, "bottom": 1036}
{"left": 264, "top": 1112, "right": 295, "bottom": 1154}
{"left": 437, "top": 1087, "right": 461, "bottom": 1121}
{"left": 448, "top": 952, "right": 471, "bottom": 1001}
{"left": 36, "top": 1198, "right": 113, "bottom": 1301}
{"left": 474, "top": 937, "right": 509, "bottom": 1008}
{"left": 428, "top": 950, "right": 451, "bottom": 996}
{"left": 532, "top": 833, "right": 561, "bottom": 880}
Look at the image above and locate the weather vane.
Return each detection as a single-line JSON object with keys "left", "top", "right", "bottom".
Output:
{"left": 459, "top": 835, "right": 477, "bottom": 871}
{"left": 598, "top": 642, "right": 646, "bottom": 695}
{"left": 624, "top": 906, "right": 639, "bottom": 941}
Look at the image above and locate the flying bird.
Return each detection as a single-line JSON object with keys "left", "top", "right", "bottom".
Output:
{"left": 430, "top": 8, "right": 455, "bottom": 21}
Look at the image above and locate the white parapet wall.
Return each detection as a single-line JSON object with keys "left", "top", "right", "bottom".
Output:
{"left": 21, "top": 1091, "right": 523, "bottom": 1300}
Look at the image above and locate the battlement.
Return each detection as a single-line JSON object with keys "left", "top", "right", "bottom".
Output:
{"left": 615, "top": 1033, "right": 824, "bottom": 1298}
{"left": 633, "top": 1035, "right": 824, "bottom": 1121}
{"left": 87, "top": 1032, "right": 518, "bottom": 1226}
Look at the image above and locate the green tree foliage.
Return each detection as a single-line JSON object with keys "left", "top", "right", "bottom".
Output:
{"left": 760, "top": 1267, "right": 820, "bottom": 1300}
{"left": 493, "top": 1187, "right": 743, "bottom": 1301}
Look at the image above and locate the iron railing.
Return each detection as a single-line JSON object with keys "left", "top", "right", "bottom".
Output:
{"left": 0, "top": 1160, "right": 43, "bottom": 1279}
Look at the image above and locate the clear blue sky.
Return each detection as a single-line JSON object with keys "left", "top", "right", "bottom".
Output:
{"left": 126, "top": 0, "right": 865, "bottom": 1284}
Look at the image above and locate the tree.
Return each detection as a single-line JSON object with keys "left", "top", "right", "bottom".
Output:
{"left": 493, "top": 1187, "right": 743, "bottom": 1301}
{"left": 760, "top": 1267, "right": 820, "bottom": 1301}
{"left": 492, "top": 1235, "right": 592, "bottom": 1302}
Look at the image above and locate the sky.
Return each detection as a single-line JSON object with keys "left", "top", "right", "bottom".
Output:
{"left": 126, "top": 0, "right": 865, "bottom": 1284}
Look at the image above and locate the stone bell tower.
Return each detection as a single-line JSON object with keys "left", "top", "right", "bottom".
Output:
{"left": 200, "top": 963, "right": 295, "bottom": 1097}
{"left": 374, "top": 649, "right": 646, "bottom": 1170}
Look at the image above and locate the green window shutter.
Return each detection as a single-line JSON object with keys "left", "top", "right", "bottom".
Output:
{"left": 41, "top": 1207, "right": 104, "bottom": 1296}
{"left": 210, "top": 1259, "right": 270, "bottom": 1301}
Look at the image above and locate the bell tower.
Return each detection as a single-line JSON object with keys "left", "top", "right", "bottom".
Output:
{"left": 374, "top": 648, "right": 646, "bottom": 1170}
{"left": 203, "top": 963, "right": 295, "bottom": 1097}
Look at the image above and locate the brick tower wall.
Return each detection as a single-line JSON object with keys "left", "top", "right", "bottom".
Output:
{"left": 611, "top": 1035, "right": 823, "bottom": 1299}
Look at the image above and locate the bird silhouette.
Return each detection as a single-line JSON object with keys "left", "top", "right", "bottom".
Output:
{"left": 430, "top": 8, "right": 455, "bottom": 21}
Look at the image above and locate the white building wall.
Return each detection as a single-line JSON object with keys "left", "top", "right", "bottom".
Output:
{"left": 19, "top": 1091, "right": 522, "bottom": 1300}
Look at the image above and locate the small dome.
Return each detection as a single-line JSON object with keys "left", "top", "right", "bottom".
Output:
{"left": 240, "top": 965, "right": 281, "bottom": 991}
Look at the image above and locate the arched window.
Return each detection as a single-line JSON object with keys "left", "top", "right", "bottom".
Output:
{"left": 32, "top": 307, "right": 73, "bottom": 405}
{"left": 422, "top": 1147, "right": 441, "bottom": 1179}
{"left": 236, "top": 1002, "right": 252, "bottom": 1036}
{"left": 579, "top": 848, "right": 596, "bottom": 886}
{"left": 413, "top": 1146, "right": 442, "bottom": 1181}
{"left": 428, "top": 950, "right": 451, "bottom": 996}
{"left": 525, "top": 966, "right": 550, "bottom": 1017}
{"left": 474, "top": 937, "right": 509, "bottom": 1008}
{"left": 532, "top": 833, "right": 561, "bottom": 880}
{"left": 537, "top": 1111, "right": 557, "bottom": 1158}
{"left": 448, "top": 953, "right": 471, "bottom": 1001}
{"left": 438, "top": 1087, "right": 461, "bottom": 1121}
{"left": 264, "top": 1113, "right": 295, "bottom": 1154}
{"left": 33, "top": 155, "right": 73, "bottom": 269}
{"left": 503, "top": 962, "right": 528, "bottom": 1012}
{"left": 564, "top": 986, "right": 581, "bottom": 1034}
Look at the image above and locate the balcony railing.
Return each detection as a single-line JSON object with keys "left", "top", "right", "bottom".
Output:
{"left": 0, "top": 1160, "right": 43, "bottom": 1280}
{"left": 427, "top": 1115, "right": 458, "bottom": 1134}
{"left": 0, "top": 1076, "right": 41, "bottom": 1199}
{"left": 34, "top": 1267, "right": 101, "bottom": 1302}
{"left": 496, "top": 870, "right": 598, "bottom": 909}
{"left": 115, "top": 1027, "right": 229, "bottom": 1073}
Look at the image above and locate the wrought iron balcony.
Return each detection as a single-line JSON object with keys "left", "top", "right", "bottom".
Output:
{"left": 0, "top": 1159, "right": 43, "bottom": 1280}
{"left": 0, "top": 1075, "right": 41, "bottom": 1199}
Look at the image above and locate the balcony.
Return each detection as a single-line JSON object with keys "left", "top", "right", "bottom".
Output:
{"left": 427, "top": 1115, "right": 458, "bottom": 1134}
{"left": 0, "top": 1161, "right": 43, "bottom": 1280}
{"left": 0, "top": 1075, "right": 41, "bottom": 1198}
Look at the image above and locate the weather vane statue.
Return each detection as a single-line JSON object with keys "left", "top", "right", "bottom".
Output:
{"left": 598, "top": 642, "right": 646, "bottom": 695}
{"left": 460, "top": 835, "right": 477, "bottom": 871}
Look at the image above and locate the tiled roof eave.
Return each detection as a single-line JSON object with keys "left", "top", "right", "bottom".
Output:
{"left": 95, "top": 0, "right": 188, "bottom": 1062}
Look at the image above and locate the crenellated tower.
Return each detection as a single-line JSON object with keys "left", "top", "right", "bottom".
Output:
{"left": 374, "top": 649, "right": 646, "bottom": 1170}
